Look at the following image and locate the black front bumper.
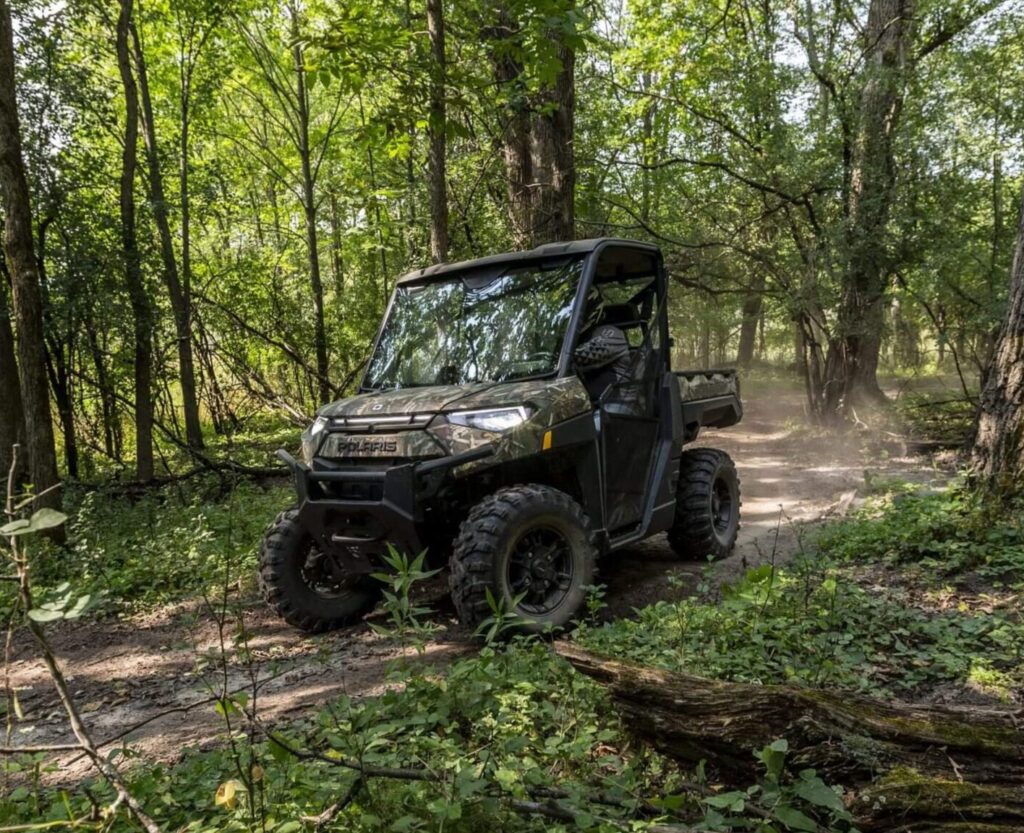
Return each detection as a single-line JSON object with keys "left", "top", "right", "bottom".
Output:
{"left": 276, "top": 446, "right": 492, "bottom": 573}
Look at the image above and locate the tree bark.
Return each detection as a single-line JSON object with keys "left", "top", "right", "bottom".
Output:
{"left": 489, "top": 3, "right": 577, "bottom": 248}
{"left": 426, "top": 0, "right": 449, "bottom": 263}
{"left": 289, "top": 8, "right": 330, "bottom": 406}
{"left": 824, "top": 0, "right": 913, "bottom": 416}
{"left": 329, "top": 191, "right": 344, "bottom": 293}
{"left": 116, "top": 0, "right": 155, "bottom": 482}
{"left": 557, "top": 644, "right": 1024, "bottom": 832}
{"left": 972, "top": 188, "right": 1024, "bottom": 489}
{"left": 0, "top": 276, "right": 25, "bottom": 482}
{"left": 0, "top": 0, "right": 60, "bottom": 508}
{"left": 83, "top": 309, "right": 120, "bottom": 461}
{"left": 36, "top": 216, "right": 77, "bottom": 479}
{"left": 736, "top": 274, "right": 766, "bottom": 369}
{"left": 129, "top": 22, "right": 204, "bottom": 450}
{"left": 530, "top": 8, "right": 575, "bottom": 246}
{"left": 489, "top": 5, "right": 533, "bottom": 249}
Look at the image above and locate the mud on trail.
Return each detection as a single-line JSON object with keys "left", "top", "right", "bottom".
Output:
{"left": 6, "top": 385, "right": 953, "bottom": 775}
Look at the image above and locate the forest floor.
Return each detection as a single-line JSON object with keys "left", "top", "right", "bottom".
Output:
{"left": 6, "top": 379, "right": 958, "bottom": 779}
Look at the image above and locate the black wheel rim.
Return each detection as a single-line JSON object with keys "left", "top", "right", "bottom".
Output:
{"left": 300, "top": 542, "right": 360, "bottom": 599}
{"left": 711, "top": 475, "right": 734, "bottom": 536}
{"left": 506, "top": 525, "right": 574, "bottom": 616}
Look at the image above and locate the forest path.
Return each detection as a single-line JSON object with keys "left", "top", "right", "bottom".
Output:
{"left": 7, "top": 381, "right": 954, "bottom": 777}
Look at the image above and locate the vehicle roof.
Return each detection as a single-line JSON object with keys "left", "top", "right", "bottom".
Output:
{"left": 396, "top": 237, "right": 659, "bottom": 285}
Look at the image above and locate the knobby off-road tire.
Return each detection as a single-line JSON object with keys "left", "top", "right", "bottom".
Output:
{"left": 450, "top": 485, "right": 597, "bottom": 634}
{"left": 668, "top": 448, "right": 740, "bottom": 560}
{"left": 258, "top": 508, "right": 379, "bottom": 633}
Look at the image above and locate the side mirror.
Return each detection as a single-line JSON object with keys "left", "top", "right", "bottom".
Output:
{"left": 573, "top": 326, "right": 629, "bottom": 371}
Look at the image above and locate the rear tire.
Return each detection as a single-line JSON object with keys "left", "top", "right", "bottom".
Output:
{"left": 259, "top": 508, "right": 379, "bottom": 633}
{"left": 449, "top": 485, "right": 596, "bottom": 634}
{"left": 668, "top": 449, "right": 740, "bottom": 560}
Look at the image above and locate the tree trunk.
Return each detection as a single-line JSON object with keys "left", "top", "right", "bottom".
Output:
{"left": 115, "top": 0, "right": 155, "bottom": 482}
{"left": 36, "top": 216, "right": 77, "bottom": 480}
{"left": 290, "top": 9, "right": 330, "bottom": 406}
{"left": 329, "top": 191, "right": 344, "bottom": 293}
{"left": 0, "top": 0, "right": 60, "bottom": 509}
{"left": 972, "top": 188, "right": 1024, "bottom": 489}
{"left": 0, "top": 276, "right": 25, "bottom": 482}
{"left": 736, "top": 274, "right": 766, "bottom": 369}
{"left": 557, "top": 644, "right": 1024, "bottom": 832}
{"left": 530, "top": 8, "right": 576, "bottom": 246}
{"left": 489, "top": 5, "right": 533, "bottom": 249}
{"left": 130, "top": 23, "right": 204, "bottom": 450}
{"left": 426, "top": 0, "right": 449, "bottom": 263}
{"left": 824, "top": 0, "right": 913, "bottom": 417}
{"left": 83, "top": 309, "right": 119, "bottom": 461}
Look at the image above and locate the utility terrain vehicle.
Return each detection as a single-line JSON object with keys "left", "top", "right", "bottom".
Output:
{"left": 262, "top": 239, "right": 742, "bottom": 632}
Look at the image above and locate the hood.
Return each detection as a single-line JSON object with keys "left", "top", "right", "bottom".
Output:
{"left": 320, "top": 383, "right": 497, "bottom": 418}
{"left": 320, "top": 377, "right": 589, "bottom": 419}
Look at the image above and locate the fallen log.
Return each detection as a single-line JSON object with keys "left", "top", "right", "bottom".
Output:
{"left": 555, "top": 643, "right": 1024, "bottom": 832}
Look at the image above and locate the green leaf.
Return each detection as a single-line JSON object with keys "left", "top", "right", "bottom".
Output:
{"left": 64, "top": 595, "right": 92, "bottom": 620}
{"left": 27, "top": 608, "right": 63, "bottom": 623}
{"left": 704, "top": 790, "right": 745, "bottom": 812}
{"left": 0, "top": 519, "right": 30, "bottom": 536}
{"left": 28, "top": 508, "right": 67, "bottom": 532}
{"left": 794, "top": 778, "right": 846, "bottom": 812}
{"left": 268, "top": 737, "right": 292, "bottom": 763}
{"left": 774, "top": 804, "right": 819, "bottom": 831}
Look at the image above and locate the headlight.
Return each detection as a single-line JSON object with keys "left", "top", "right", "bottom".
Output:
{"left": 309, "top": 415, "right": 329, "bottom": 436}
{"left": 447, "top": 406, "right": 531, "bottom": 433}
{"left": 300, "top": 415, "right": 330, "bottom": 463}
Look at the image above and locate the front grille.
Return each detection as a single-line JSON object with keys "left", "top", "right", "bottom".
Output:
{"left": 318, "top": 429, "right": 444, "bottom": 461}
{"left": 329, "top": 413, "right": 432, "bottom": 433}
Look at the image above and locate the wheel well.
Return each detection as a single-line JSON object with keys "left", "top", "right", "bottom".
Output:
{"left": 449, "top": 451, "right": 588, "bottom": 511}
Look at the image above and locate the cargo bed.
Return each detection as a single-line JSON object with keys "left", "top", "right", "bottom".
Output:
{"left": 676, "top": 368, "right": 743, "bottom": 432}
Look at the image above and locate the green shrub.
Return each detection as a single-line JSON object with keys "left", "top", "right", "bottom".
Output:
{"left": 577, "top": 560, "right": 1024, "bottom": 699}
{"left": 19, "top": 478, "right": 291, "bottom": 615}
{"left": 1, "top": 643, "right": 855, "bottom": 832}
{"left": 817, "top": 484, "right": 1024, "bottom": 585}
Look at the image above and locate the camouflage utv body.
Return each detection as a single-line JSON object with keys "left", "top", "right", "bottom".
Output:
{"left": 268, "top": 238, "right": 743, "bottom": 633}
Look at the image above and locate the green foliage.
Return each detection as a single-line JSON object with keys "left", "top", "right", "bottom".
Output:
{"left": 819, "top": 484, "right": 1024, "bottom": 586}
{"left": 16, "top": 478, "right": 291, "bottom": 616}
{"left": 0, "top": 643, "right": 855, "bottom": 832}
{"left": 578, "top": 525, "right": 1024, "bottom": 700}
{"left": 369, "top": 546, "right": 443, "bottom": 650}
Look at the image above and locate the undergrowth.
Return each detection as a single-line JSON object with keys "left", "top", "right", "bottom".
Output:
{"left": 578, "top": 484, "right": 1024, "bottom": 703}
{"left": 4, "top": 476, "right": 1023, "bottom": 831}
{"left": 817, "top": 484, "right": 1024, "bottom": 586}
{"left": 1, "top": 477, "right": 290, "bottom": 618}
{"left": 1, "top": 641, "right": 856, "bottom": 832}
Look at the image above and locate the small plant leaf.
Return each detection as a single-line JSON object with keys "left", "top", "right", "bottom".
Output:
{"left": 27, "top": 608, "right": 64, "bottom": 623}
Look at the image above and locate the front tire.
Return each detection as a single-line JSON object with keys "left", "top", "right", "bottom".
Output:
{"left": 259, "top": 508, "right": 379, "bottom": 633}
{"left": 449, "top": 485, "right": 596, "bottom": 634}
{"left": 668, "top": 449, "right": 740, "bottom": 560}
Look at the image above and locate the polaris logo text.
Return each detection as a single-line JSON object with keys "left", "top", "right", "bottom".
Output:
{"left": 339, "top": 439, "right": 399, "bottom": 455}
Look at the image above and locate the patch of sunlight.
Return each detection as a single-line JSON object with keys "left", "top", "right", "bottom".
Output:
{"left": 967, "top": 662, "right": 1016, "bottom": 704}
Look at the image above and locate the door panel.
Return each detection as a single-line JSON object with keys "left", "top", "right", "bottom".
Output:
{"left": 601, "top": 366, "right": 660, "bottom": 530}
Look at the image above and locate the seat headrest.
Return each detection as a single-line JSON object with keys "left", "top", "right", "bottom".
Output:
{"left": 599, "top": 303, "right": 640, "bottom": 326}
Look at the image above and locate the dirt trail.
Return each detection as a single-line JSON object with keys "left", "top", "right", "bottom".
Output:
{"left": 6, "top": 385, "right": 952, "bottom": 775}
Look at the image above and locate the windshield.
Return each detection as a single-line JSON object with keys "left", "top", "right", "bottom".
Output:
{"left": 364, "top": 258, "right": 583, "bottom": 389}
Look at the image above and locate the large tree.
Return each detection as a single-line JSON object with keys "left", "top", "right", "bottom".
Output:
{"left": 426, "top": 0, "right": 449, "bottom": 262}
{"left": 116, "top": 0, "right": 156, "bottom": 481}
{"left": 972, "top": 188, "right": 1024, "bottom": 488}
{"left": 488, "top": 0, "right": 578, "bottom": 248}
{"left": 823, "top": 0, "right": 914, "bottom": 414}
{"left": 0, "top": 278, "right": 24, "bottom": 482}
{"left": 0, "top": 0, "right": 60, "bottom": 505}
{"left": 130, "top": 20, "right": 205, "bottom": 450}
